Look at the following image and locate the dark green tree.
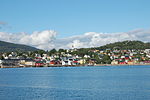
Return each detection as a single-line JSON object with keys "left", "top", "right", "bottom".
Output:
{"left": 0, "top": 55, "right": 4, "bottom": 60}
{"left": 48, "top": 49, "right": 57, "bottom": 55}
{"left": 100, "top": 55, "right": 112, "bottom": 64}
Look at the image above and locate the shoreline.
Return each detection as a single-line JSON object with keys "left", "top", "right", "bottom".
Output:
{"left": 95, "top": 63, "right": 150, "bottom": 66}
{"left": 1, "top": 64, "right": 150, "bottom": 68}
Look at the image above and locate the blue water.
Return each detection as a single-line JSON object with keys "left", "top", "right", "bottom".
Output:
{"left": 0, "top": 65, "right": 150, "bottom": 100}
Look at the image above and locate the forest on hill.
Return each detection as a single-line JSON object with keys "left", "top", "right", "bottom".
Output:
{"left": 0, "top": 40, "right": 39, "bottom": 52}
{"left": 94, "top": 40, "right": 150, "bottom": 50}
{"left": 0, "top": 40, "right": 150, "bottom": 53}
{"left": 66, "top": 40, "right": 150, "bottom": 58}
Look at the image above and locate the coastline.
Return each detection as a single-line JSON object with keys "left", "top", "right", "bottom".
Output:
{"left": 95, "top": 63, "right": 150, "bottom": 66}
{"left": 1, "top": 63, "right": 150, "bottom": 68}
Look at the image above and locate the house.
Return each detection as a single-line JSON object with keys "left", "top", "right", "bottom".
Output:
{"left": 84, "top": 55, "right": 90, "bottom": 58}
{"left": 61, "top": 57, "right": 76, "bottom": 65}
{"left": 144, "top": 49, "right": 150, "bottom": 54}
{"left": 49, "top": 60, "right": 60, "bottom": 65}
{"left": 35, "top": 62, "right": 44, "bottom": 67}
{"left": 19, "top": 59, "right": 35, "bottom": 67}
{"left": 88, "top": 59, "right": 96, "bottom": 65}
{"left": 1, "top": 59, "right": 20, "bottom": 68}
{"left": 62, "top": 60, "right": 69, "bottom": 65}
{"left": 72, "top": 59, "right": 80, "bottom": 65}
{"left": 34, "top": 59, "right": 46, "bottom": 67}
{"left": 0, "top": 60, "right": 2, "bottom": 68}
{"left": 125, "top": 57, "right": 130, "bottom": 63}
{"left": 50, "top": 60, "right": 55, "bottom": 65}
{"left": 143, "top": 61, "right": 150, "bottom": 64}
{"left": 24, "top": 59, "right": 35, "bottom": 67}
{"left": 79, "top": 59, "right": 86, "bottom": 65}
{"left": 128, "top": 61, "right": 134, "bottom": 65}
{"left": 119, "top": 62, "right": 127, "bottom": 64}
{"left": 111, "top": 60, "right": 118, "bottom": 65}
{"left": 67, "top": 58, "right": 73, "bottom": 65}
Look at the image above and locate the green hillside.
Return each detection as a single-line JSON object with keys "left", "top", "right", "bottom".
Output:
{"left": 62, "top": 40, "right": 150, "bottom": 58}
{"left": 0, "top": 40, "right": 39, "bottom": 52}
{"left": 95, "top": 40, "right": 150, "bottom": 50}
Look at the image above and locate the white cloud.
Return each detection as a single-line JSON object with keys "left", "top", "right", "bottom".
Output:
{"left": 0, "top": 30, "right": 57, "bottom": 50}
{"left": 0, "top": 29, "right": 150, "bottom": 50}
{"left": 67, "top": 40, "right": 85, "bottom": 48}
{"left": 55, "top": 29, "right": 150, "bottom": 49}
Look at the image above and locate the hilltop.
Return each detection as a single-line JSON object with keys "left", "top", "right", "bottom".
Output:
{"left": 0, "top": 40, "right": 150, "bottom": 53}
{"left": 0, "top": 40, "right": 39, "bottom": 52}
{"left": 94, "top": 40, "right": 150, "bottom": 50}
{"left": 67, "top": 40, "right": 150, "bottom": 58}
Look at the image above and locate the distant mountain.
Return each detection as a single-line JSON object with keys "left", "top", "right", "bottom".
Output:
{"left": 94, "top": 40, "right": 150, "bottom": 50}
{"left": 0, "top": 40, "right": 39, "bottom": 52}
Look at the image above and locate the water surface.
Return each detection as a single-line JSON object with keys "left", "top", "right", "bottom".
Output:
{"left": 0, "top": 65, "right": 150, "bottom": 100}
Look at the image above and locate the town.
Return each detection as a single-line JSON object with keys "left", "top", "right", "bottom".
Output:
{"left": 1, "top": 46, "right": 150, "bottom": 68}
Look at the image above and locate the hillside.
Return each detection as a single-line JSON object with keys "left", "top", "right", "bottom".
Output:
{"left": 95, "top": 40, "right": 150, "bottom": 50}
{"left": 0, "top": 40, "right": 39, "bottom": 52}
{"left": 64, "top": 40, "right": 150, "bottom": 57}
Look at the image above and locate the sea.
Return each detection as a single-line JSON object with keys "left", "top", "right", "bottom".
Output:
{"left": 0, "top": 65, "right": 150, "bottom": 100}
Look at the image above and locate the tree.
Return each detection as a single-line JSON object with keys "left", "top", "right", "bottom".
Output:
{"left": 0, "top": 55, "right": 4, "bottom": 60}
{"left": 58, "top": 49, "right": 66, "bottom": 53}
{"left": 93, "top": 54, "right": 101, "bottom": 64}
{"left": 100, "top": 55, "right": 112, "bottom": 64}
{"left": 37, "top": 50, "right": 46, "bottom": 57}
{"left": 48, "top": 49, "right": 57, "bottom": 55}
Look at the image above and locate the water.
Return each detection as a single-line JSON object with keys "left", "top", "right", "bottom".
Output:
{"left": 0, "top": 65, "right": 150, "bottom": 100}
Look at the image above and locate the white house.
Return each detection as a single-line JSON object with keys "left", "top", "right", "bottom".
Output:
{"left": 61, "top": 57, "right": 75, "bottom": 65}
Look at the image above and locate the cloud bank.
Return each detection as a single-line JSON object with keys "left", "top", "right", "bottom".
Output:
{"left": 0, "top": 30, "right": 57, "bottom": 50}
{"left": 54, "top": 29, "right": 150, "bottom": 49}
{"left": 0, "top": 29, "right": 150, "bottom": 50}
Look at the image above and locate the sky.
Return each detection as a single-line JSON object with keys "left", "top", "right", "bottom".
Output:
{"left": 0, "top": 0, "right": 150, "bottom": 50}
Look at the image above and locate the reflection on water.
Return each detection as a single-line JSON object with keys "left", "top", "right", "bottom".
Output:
{"left": 0, "top": 66, "right": 150, "bottom": 100}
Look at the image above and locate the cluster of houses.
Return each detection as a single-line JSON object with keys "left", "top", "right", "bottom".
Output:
{"left": 0, "top": 52, "right": 87, "bottom": 68}
{"left": 94, "top": 48, "right": 150, "bottom": 65}
{"left": 0, "top": 48, "right": 150, "bottom": 68}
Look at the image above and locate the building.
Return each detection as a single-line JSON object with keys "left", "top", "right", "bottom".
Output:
{"left": 1, "top": 59, "right": 20, "bottom": 68}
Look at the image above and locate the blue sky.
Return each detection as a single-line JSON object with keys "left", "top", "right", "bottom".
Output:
{"left": 0, "top": 0, "right": 150, "bottom": 50}
{"left": 1, "top": 0, "right": 150, "bottom": 37}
